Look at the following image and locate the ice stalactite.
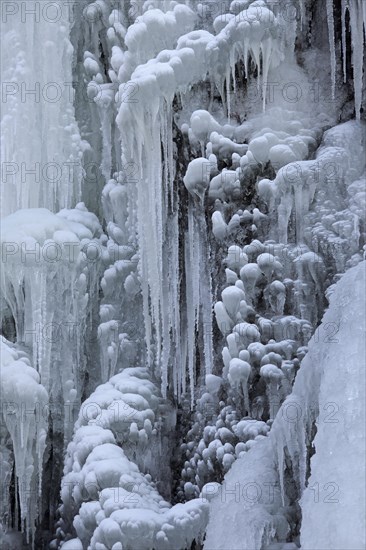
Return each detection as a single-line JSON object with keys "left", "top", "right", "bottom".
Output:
{"left": 0, "top": 340, "right": 48, "bottom": 542}
{"left": 118, "top": 95, "right": 177, "bottom": 397}
{"left": 341, "top": 0, "right": 348, "bottom": 83}
{"left": 299, "top": 0, "right": 305, "bottom": 26}
{"left": 79, "top": 1, "right": 197, "bottom": 188}
{"left": 0, "top": 0, "right": 85, "bottom": 217}
{"left": 207, "top": 4, "right": 283, "bottom": 113}
{"left": 184, "top": 199, "right": 213, "bottom": 405}
{"left": 348, "top": 0, "right": 366, "bottom": 119}
{"left": 326, "top": 0, "right": 336, "bottom": 99}
{"left": 204, "top": 260, "right": 366, "bottom": 550}
{"left": 117, "top": 80, "right": 179, "bottom": 398}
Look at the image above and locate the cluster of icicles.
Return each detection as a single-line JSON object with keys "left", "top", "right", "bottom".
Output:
{"left": 327, "top": 0, "right": 366, "bottom": 118}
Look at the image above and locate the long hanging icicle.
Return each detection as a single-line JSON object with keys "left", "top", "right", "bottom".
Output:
{"left": 299, "top": 0, "right": 305, "bottom": 26}
{"left": 326, "top": 0, "right": 336, "bottom": 99}
{"left": 341, "top": 0, "right": 348, "bottom": 83}
{"left": 348, "top": 0, "right": 366, "bottom": 119}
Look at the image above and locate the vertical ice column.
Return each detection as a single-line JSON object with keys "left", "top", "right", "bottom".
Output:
{"left": 0, "top": 0, "right": 84, "bottom": 216}
{"left": 341, "top": 0, "right": 347, "bottom": 83}
{"left": 348, "top": 0, "right": 366, "bottom": 119}
{"left": 326, "top": 0, "right": 336, "bottom": 99}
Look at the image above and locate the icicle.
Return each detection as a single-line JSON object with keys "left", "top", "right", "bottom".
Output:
{"left": 115, "top": 0, "right": 287, "bottom": 402}
{"left": 243, "top": 38, "right": 249, "bottom": 78}
{"left": 185, "top": 225, "right": 196, "bottom": 407}
{"left": 294, "top": 186, "right": 305, "bottom": 243}
{"left": 1, "top": 207, "right": 102, "bottom": 447}
{"left": 251, "top": 43, "right": 261, "bottom": 92}
{"left": 348, "top": 0, "right": 366, "bottom": 119}
{"left": 198, "top": 209, "right": 213, "bottom": 377}
{"left": 226, "top": 65, "right": 231, "bottom": 121}
{"left": 170, "top": 212, "right": 181, "bottom": 398}
{"left": 341, "top": 0, "right": 347, "bottom": 83}
{"left": 326, "top": 0, "right": 336, "bottom": 99}
{"left": 261, "top": 37, "right": 273, "bottom": 112}
{"left": 230, "top": 47, "right": 236, "bottom": 97}
{"left": 0, "top": 4, "right": 83, "bottom": 217}
{"left": 299, "top": 0, "right": 305, "bottom": 27}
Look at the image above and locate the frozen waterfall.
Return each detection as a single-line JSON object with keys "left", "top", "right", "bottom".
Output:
{"left": 0, "top": 1, "right": 365, "bottom": 549}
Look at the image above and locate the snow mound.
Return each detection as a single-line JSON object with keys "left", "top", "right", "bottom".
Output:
{"left": 59, "top": 367, "right": 208, "bottom": 549}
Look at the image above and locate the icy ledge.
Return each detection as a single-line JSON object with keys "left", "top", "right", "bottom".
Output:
{"left": 204, "top": 260, "right": 366, "bottom": 550}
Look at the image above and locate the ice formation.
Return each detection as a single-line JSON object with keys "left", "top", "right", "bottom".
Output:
{"left": 0, "top": 204, "right": 104, "bottom": 540}
{"left": 114, "top": 0, "right": 297, "bottom": 400}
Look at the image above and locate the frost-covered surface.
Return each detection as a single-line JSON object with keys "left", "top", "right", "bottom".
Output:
{"left": 1, "top": 0, "right": 366, "bottom": 548}
{"left": 205, "top": 261, "right": 366, "bottom": 550}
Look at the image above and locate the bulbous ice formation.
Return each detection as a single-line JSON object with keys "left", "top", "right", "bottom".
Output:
{"left": 183, "top": 158, "right": 212, "bottom": 201}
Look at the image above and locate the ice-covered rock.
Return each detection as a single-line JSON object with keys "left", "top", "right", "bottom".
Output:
{"left": 0, "top": 340, "right": 48, "bottom": 539}
{"left": 60, "top": 367, "right": 208, "bottom": 549}
{"left": 205, "top": 261, "right": 366, "bottom": 550}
